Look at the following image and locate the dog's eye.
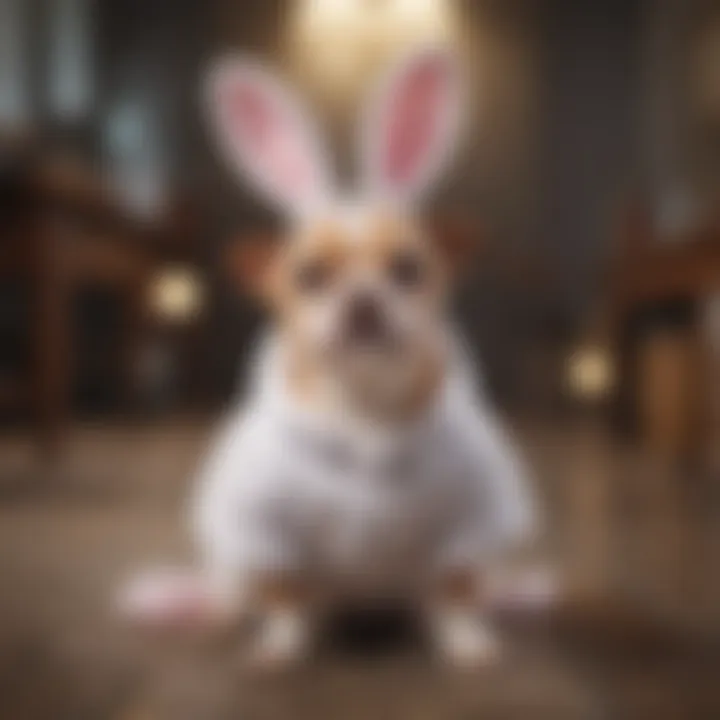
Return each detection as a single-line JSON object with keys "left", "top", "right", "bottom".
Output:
{"left": 388, "top": 252, "right": 424, "bottom": 288}
{"left": 294, "top": 259, "right": 332, "bottom": 293}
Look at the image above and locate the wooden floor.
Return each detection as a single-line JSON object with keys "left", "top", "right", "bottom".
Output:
{"left": 0, "top": 420, "right": 718, "bottom": 720}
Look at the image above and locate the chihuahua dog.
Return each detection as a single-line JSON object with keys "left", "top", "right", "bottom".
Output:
{"left": 120, "top": 47, "right": 535, "bottom": 670}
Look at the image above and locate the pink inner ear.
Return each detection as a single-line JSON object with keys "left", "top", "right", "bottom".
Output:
{"left": 383, "top": 57, "right": 449, "bottom": 185}
{"left": 221, "top": 81, "right": 314, "bottom": 199}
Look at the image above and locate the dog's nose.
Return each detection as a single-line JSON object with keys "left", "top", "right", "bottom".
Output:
{"left": 344, "top": 293, "right": 386, "bottom": 342}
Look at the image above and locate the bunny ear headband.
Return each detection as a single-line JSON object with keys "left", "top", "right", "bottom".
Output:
{"left": 205, "top": 46, "right": 464, "bottom": 217}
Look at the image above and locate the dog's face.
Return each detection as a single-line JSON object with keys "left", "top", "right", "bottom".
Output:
{"left": 208, "top": 47, "right": 466, "bottom": 413}
{"left": 265, "top": 207, "right": 449, "bottom": 406}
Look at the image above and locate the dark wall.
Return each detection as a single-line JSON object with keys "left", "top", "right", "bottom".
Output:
{"left": 457, "top": 0, "right": 644, "bottom": 403}
{"left": 93, "top": 0, "right": 648, "bottom": 406}
{"left": 536, "top": 0, "right": 642, "bottom": 319}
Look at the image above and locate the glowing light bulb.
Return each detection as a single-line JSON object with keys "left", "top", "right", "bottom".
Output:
{"left": 567, "top": 346, "right": 616, "bottom": 401}
{"left": 149, "top": 266, "right": 204, "bottom": 323}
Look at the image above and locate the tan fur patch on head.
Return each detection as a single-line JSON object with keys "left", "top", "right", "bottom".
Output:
{"left": 365, "top": 210, "right": 446, "bottom": 295}
{"left": 267, "top": 219, "right": 347, "bottom": 311}
{"left": 365, "top": 211, "right": 419, "bottom": 266}
{"left": 268, "top": 206, "right": 450, "bottom": 421}
{"left": 272, "top": 210, "right": 445, "bottom": 300}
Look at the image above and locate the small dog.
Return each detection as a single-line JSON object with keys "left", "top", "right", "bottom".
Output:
{"left": 120, "top": 47, "right": 536, "bottom": 669}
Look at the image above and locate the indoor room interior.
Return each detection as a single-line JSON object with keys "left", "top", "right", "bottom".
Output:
{"left": 0, "top": 0, "right": 719, "bottom": 717}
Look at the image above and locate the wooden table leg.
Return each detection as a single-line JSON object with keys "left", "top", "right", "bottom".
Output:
{"left": 121, "top": 266, "right": 150, "bottom": 414}
{"left": 35, "top": 225, "right": 71, "bottom": 459}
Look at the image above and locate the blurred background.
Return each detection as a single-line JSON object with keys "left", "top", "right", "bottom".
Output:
{"left": 0, "top": 1, "right": 719, "bottom": 717}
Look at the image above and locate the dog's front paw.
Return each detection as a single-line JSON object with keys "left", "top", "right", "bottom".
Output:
{"left": 116, "top": 568, "right": 236, "bottom": 632}
{"left": 430, "top": 610, "right": 501, "bottom": 669}
{"left": 245, "top": 610, "right": 311, "bottom": 672}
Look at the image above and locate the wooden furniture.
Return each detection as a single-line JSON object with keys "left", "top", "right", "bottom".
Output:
{"left": 609, "top": 212, "right": 720, "bottom": 309}
{"left": 607, "top": 207, "right": 720, "bottom": 456}
{"left": 636, "top": 328, "right": 703, "bottom": 458}
{"left": 0, "top": 153, "right": 176, "bottom": 456}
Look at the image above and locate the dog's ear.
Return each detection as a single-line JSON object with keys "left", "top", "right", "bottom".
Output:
{"left": 359, "top": 46, "right": 464, "bottom": 206}
{"left": 206, "top": 57, "right": 333, "bottom": 215}
{"left": 427, "top": 214, "right": 481, "bottom": 277}
{"left": 225, "top": 234, "right": 280, "bottom": 299}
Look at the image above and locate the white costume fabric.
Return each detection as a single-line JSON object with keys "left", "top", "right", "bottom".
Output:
{"left": 191, "top": 334, "right": 535, "bottom": 601}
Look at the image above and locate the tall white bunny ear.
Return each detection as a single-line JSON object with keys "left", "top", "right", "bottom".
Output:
{"left": 206, "top": 58, "right": 332, "bottom": 215}
{"left": 359, "top": 46, "right": 464, "bottom": 206}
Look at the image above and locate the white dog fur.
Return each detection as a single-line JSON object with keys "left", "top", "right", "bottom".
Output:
{"left": 119, "top": 46, "right": 537, "bottom": 669}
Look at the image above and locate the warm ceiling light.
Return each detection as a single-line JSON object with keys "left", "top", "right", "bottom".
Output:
{"left": 288, "top": 0, "right": 457, "bottom": 104}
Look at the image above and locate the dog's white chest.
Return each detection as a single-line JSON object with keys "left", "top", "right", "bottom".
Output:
{"left": 192, "top": 336, "right": 535, "bottom": 598}
{"left": 276, "top": 425, "right": 452, "bottom": 590}
{"left": 305, "top": 466, "right": 439, "bottom": 588}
